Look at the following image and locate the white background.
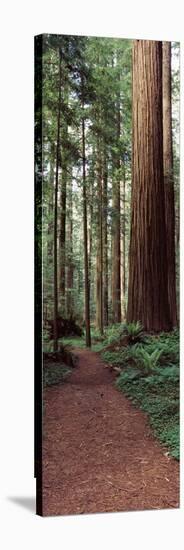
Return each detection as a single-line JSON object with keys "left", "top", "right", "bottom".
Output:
{"left": 0, "top": 1, "right": 183, "bottom": 548}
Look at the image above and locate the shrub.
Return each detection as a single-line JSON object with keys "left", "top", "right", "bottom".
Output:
{"left": 121, "top": 321, "right": 146, "bottom": 343}
{"left": 114, "top": 329, "right": 179, "bottom": 459}
{"left": 43, "top": 364, "right": 72, "bottom": 387}
{"left": 134, "top": 347, "right": 163, "bottom": 372}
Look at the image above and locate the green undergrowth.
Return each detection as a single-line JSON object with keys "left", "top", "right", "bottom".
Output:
{"left": 60, "top": 324, "right": 124, "bottom": 351}
{"left": 106, "top": 328, "right": 180, "bottom": 460}
{"left": 43, "top": 363, "right": 72, "bottom": 387}
{"left": 44, "top": 324, "right": 179, "bottom": 459}
{"left": 60, "top": 336, "right": 86, "bottom": 349}
{"left": 48, "top": 323, "right": 132, "bottom": 351}
{"left": 91, "top": 324, "right": 129, "bottom": 351}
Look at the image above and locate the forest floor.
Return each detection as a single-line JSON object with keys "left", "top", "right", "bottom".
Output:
{"left": 42, "top": 348, "right": 179, "bottom": 516}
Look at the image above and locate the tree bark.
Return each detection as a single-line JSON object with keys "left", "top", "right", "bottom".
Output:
{"left": 59, "top": 158, "right": 67, "bottom": 315}
{"left": 163, "top": 41, "right": 177, "bottom": 326}
{"left": 45, "top": 156, "right": 54, "bottom": 320}
{"left": 121, "top": 157, "right": 126, "bottom": 320}
{"left": 96, "top": 138, "right": 104, "bottom": 334}
{"left": 66, "top": 177, "right": 74, "bottom": 317}
{"left": 103, "top": 149, "right": 109, "bottom": 326}
{"left": 127, "top": 40, "right": 171, "bottom": 332}
{"left": 53, "top": 49, "right": 62, "bottom": 351}
{"left": 59, "top": 75, "right": 68, "bottom": 315}
{"left": 81, "top": 74, "right": 91, "bottom": 347}
{"left": 112, "top": 76, "right": 121, "bottom": 323}
{"left": 88, "top": 162, "right": 94, "bottom": 306}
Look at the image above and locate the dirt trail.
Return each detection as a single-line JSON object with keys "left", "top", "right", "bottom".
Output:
{"left": 42, "top": 348, "right": 179, "bottom": 516}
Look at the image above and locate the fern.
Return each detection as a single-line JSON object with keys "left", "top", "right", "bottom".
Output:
{"left": 122, "top": 321, "right": 146, "bottom": 343}
{"left": 115, "top": 329, "right": 179, "bottom": 459}
{"left": 135, "top": 347, "right": 163, "bottom": 371}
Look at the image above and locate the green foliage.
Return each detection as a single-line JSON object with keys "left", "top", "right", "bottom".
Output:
{"left": 133, "top": 347, "right": 163, "bottom": 372}
{"left": 105, "top": 324, "right": 126, "bottom": 342}
{"left": 159, "top": 425, "right": 179, "bottom": 460}
{"left": 123, "top": 320, "right": 143, "bottom": 335}
{"left": 43, "top": 364, "right": 72, "bottom": 386}
{"left": 102, "top": 349, "right": 126, "bottom": 365}
{"left": 90, "top": 324, "right": 124, "bottom": 352}
{"left": 60, "top": 336, "right": 86, "bottom": 349}
{"left": 114, "top": 329, "right": 179, "bottom": 459}
{"left": 42, "top": 34, "right": 133, "bottom": 324}
{"left": 143, "top": 329, "right": 179, "bottom": 366}
{"left": 121, "top": 321, "right": 146, "bottom": 343}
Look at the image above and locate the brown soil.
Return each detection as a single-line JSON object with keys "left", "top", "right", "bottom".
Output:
{"left": 42, "top": 348, "right": 179, "bottom": 516}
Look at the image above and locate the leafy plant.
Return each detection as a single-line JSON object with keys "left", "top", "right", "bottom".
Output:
{"left": 142, "top": 331, "right": 179, "bottom": 366}
{"left": 99, "top": 326, "right": 179, "bottom": 459}
{"left": 101, "top": 343, "right": 140, "bottom": 368}
{"left": 43, "top": 364, "right": 72, "bottom": 387}
{"left": 122, "top": 321, "right": 145, "bottom": 343}
{"left": 61, "top": 336, "right": 86, "bottom": 349}
{"left": 115, "top": 329, "right": 179, "bottom": 459}
{"left": 134, "top": 347, "right": 163, "bottom": 371}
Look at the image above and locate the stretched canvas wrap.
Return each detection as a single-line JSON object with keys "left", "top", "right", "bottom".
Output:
{"left": 34, "top": 34, "right": 180, "bottom": 516}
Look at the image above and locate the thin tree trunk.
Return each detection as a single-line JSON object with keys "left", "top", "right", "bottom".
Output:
{"left": 109, "top": 227, "right": 113, "bottom": 322}
{"left": 66, "top": 177, "right": 74, "bottom": 317}
{"left": 103, "top": 149, "right": 108, "bottom": 326}
{"left": 59, "top": 75, "right": 68, "bottom": 315}
{"left": 96, "top": 138, "right": 104, "bottom": 334}
{"left": 88, "top": 164, "right": 94, "bottom": 305}
{"left": 127, "top": 40, "right": 171, "bottom": 332}
{"left": 59, "top": 160, "right": 67, "bottom": 315}
{"left": 121, "top": 158, "right": 126, "bottom": 320}
{"left": 123, "top": 167, "right": 126, "bottom": 302}
{"left": 111, "top": 174, "right": 121, "bottom": 323}
{"left": 163, "top": 41, "right": 177, "bottom": 326}
{"left": 81, "top": 75, "right": 91, "bottom": 347}
{"left": 48, "top": 147, "right": 55, "bottom": 259}
{"left": 53, "top": 49, "right": 62, "bottom": 351}
{"left": 112, "top": 73, "right": 121, "bottom": 323}
{"left": 46, "top": 158, "right": 54, "bottom": 320}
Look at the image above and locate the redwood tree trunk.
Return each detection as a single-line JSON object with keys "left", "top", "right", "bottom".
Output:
{"left": 112, "top": 83, "right": 121, "bottom": 323}
{"left": 103, "top": 150, "right": 109, "bottom": 326}
{"left": 46, "top": 157, "right": 54, "bottom": 320}
{"left": 163, "top": 41, "right": 177, "bottom": 326}
{"left": 82, "top": 75, "right": 91, "bottom": 347}
{"left": 88, "top": 163, "right": 94, "bottom": 306}
{"left": 59, "top": 160, "right": 67, "bottom": 315}
{"left": 66, "top": 177, "right": 74, "bottom": 317}
{"left": 127, "top": 40, "right": 171, "bottom": 332}
{"left": 96, "top": 138, "right": 104, "bottom": 334}
{"left": 121, "top": 158, "right": 126, "bottom": 320}
{"left": 53, "top": 49, "right": 62, "bottom": 351}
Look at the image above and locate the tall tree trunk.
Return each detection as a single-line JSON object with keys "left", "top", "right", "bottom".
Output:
{"left": 127, "top": 40, "right": 171, "bottom": 332}
{"left": 121, "top": 158, "right": 126, "bottom": 320}
{"left": 53, "top": 49, "right": 62, "bottom": 351}
{"left": 112, "top": 77, "right": 121, "bottom": 323}
{"left": 96, "top": 138, "right": 104, "bottom": 334}
{"left": 82, "top": 75, "right": 91, "bottom": 347}
{"left": 66, "top": 177, "right": 74, "bottom": 317}
{"left": 110, "top": 228, "right": 113, "bottom": 322}
{"left": 103, "top": 149, "right": 108, "bottom": 326}
{"left": 88, "top": 163, "right": 94, "bottom": 305}
{"left": 45, "top": 156, "right": 54, "bottom": 320}
{"left": 111, "top": 174, "right": 121, "bottom": 323}
{"left": 48, "top": 158, "right": 54, "bottom": 258}
{"left": 59, "top": 75, "right": 68, "bottom": 315}
{"left": 163, "top": 41, "right": 177, "bottom": 326}
{"left": 59, "top": 159, "right": 67, "bottom": 315}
